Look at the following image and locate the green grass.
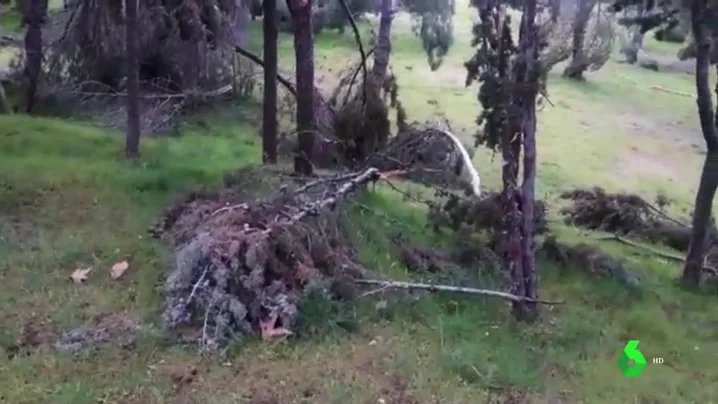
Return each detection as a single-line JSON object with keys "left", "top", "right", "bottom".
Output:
{"left": 2, "top": 1, "right": 718, "bottom": 403}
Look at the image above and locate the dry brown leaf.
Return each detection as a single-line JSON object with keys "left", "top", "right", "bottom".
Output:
{"left": 110, "top": 261, "right": 129, "bottom": 279}
{"left": 70, "top": 268, "right": 92, "bottom": 284}
{"left": 259, "top": 313, "right": 294, "bottom": 341}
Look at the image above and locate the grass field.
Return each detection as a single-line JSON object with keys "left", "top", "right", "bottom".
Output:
{"left": 1, "top": 2, "right": 717, "bottom": 403}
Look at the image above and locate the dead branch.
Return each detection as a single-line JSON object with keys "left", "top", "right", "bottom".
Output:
{"left": 338, "top": 0, "right": 369, "bottom": 107}
{"left": 597, "top": 234, "right": 717, "bottom": 275}
{"left": 274, "top": 168, "right": 380, "bottom": 227}
{"left": 354, "top": 279, "right": 565, "bottom": 304}
{"left": 233, "top": 45, "right": 297, "bottom": 96}
{"left": 650, "top": 85, "right": 695, "bottom": 98}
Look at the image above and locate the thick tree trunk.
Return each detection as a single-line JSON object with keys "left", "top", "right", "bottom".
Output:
{"left": 22, "top": 0, "right": 48, "bottom": 113}
{"left": 682, "top": 0, "right": 718, "bottom": 288}
{"left": 562, "top": 0, "right": 594, "bottom": 79}
{"left": 125, "top": 0, "right": 141, "bottom": 158}
{"left": 263, "top": 0, "right": 279, "bottom": 164}
{"left": 291, "top": 0, "right": 315, "bottom": 176}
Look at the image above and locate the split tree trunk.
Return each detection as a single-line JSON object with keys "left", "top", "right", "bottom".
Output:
{"left": 263, "top": 0, "right": 279, "bottom": 164}
{"left": 562, "top": 0, "right": 594, "bottom": 79}
{"left": 125, "top": 0, "right": 141, "bottom": 158}
{"left": 22, "top": 0, "right": 48, "bottom": 113}
{"left": 291, "top": 0, "right": 316, "bottom": 176}
{"left": 681, "top": 0, "right": 718, "bottom": 288}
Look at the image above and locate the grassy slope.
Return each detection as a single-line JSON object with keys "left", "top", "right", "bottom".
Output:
{"left": 2, "top": 3, "right": 718, "bottom": 404}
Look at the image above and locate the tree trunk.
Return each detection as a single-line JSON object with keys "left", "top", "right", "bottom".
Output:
{"left": 549, "top": 0, "right": 560, "bottom": 22}
{"left": 512, "top": 0, "right": 540, "bottom": 321}
{"left": 681, "top": 0, "right": 718, "bottom": 288}
{"left": 0, "top": 83, "right": 8, "bottom": 114}
{"left": 22, "top": 0, "right": 48, "bottom": 113}
{"left": 291, "top": 0, "right": 315, "bottom": 176}
{"left": 263, "top": 0, "right": 279, "bottom": 164}
{"left": 125, "top": 0, "right": 141, "bottom": 158}
{"left": 562, "top": 0, "right": 594, "bottom": 79}
{"left": 370, "top": 0, "right": 393, "bottom": 87}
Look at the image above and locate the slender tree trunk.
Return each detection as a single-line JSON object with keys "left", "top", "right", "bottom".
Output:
{"left": 517, "top": 0, "right": 540, "bottom": 321}
{"left": 562, "top": 0, "right": 594, "bottom": 79}
{"left": 291, "top": 0, "right": 315, "bottom": 176}
{"left": 0, "top": 83, "right": 8, "bottom": 114}
{"left": 263, "top": 0, "right": 279, "bottom": 164}
{"left": 370, "top": 0, "right": 393, "bottom": 87}
{"left": 549, "top": 0, "right": 560, "bottom": 22}
{"left": 125, "top": 0, "right": 141, "bottom": 158}
{"left": 22, "top": 0, "right": 48, "bottom": 113}
{"left": 682, "top": 0, "right": 718, "bottom": 288}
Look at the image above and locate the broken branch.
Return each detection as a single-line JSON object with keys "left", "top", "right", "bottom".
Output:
{"left": 233, "top": 45, "right": 297, "bottom": 96}
{"left": 597, "top": 234, "right": 717, "bottom": 275}
{"left": 354, "top": 279, "right": 565, "bottom": 304}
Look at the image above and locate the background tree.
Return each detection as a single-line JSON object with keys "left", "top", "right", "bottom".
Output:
{"left": 563, "top": 0, "right": 597, "bottom": 78}
{"left": 125, "top": 0, "right": 141, "bottom": 158}
{"left": 290, "top": 0, "right": 316, "bottom": 175}
{"left": 22, "top": 0, "right": 48, "bottom": 113}
{"left": 263, "top": 0, "right": 279, "bottom": 164}
{"left": 681, "top": 0, "right": 718, "bottom": 287}
{"left": 0, "top": 83, "right": 8, "bottom": 114}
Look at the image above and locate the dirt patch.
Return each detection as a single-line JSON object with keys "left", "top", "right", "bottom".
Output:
{"left": 5, "top": 313, "right": 57, "bottom": 359}
{"left": 159, "top": 361, "right": 203, "bottom": 404}
{"left": 233, "top": 335, "right": 420, "bottom": 403}
{"left": 487, "top": 387, "right": 530, "bottom": 404}
{"left": 616, "top": 111, "right": 683, "bottom": 141}
{"left": 616, "top": 146, "right": 681, "bottom": 182}
{"left": 400, "top": 246, "right": 453, "bottom": 274}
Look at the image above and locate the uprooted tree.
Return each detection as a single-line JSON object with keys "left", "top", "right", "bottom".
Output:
{"left": 465, "top": 0, "right": 544, "bottom": 320}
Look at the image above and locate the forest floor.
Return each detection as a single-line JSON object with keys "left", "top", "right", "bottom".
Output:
{"left": 1, "top": 2, "right": 718, "bottom": 403}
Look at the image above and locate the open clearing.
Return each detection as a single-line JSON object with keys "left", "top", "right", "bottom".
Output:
{"left": 1, "top": 1, "right": 717, "bottom": 403}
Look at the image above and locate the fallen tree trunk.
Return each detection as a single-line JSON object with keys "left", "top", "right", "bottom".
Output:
{"left": 157, "top": 167, "right": 381, "bottom": 350}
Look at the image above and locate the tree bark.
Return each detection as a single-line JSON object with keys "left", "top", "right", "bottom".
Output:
{"left": 682, "top": 0, "right": 718, "bottom": 288}
{"left": 370, "top": 0, "right": 393, "bottom": 87}
{"left": 517, "top": 0, "right": 540, "bottom": 321}
{"left": 263, "top": 0, "right": 279, "bottom": 164}
{"left": 562, "top": 0, "right": 594, "bottom": 79}
{"left": 0, "top": 82, "right": 8, "bottom": 114}
{"left": 22, "top": 0, "right": 48, "bottom": 113}
{"left": 125, "top": 0, "right": 141, "bottom": 158}
{"left": 291, "top": 0, "right": 315, "bottom": 176}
